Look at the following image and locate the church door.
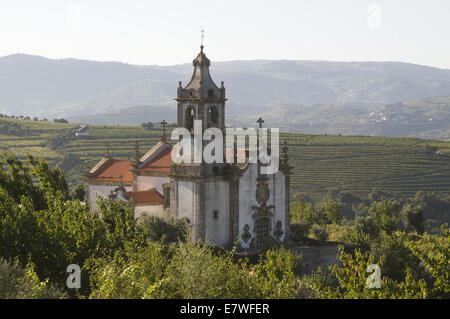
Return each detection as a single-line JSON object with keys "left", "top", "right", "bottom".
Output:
{"left": 255, "top": 217, "right": 270, "bottom": 250}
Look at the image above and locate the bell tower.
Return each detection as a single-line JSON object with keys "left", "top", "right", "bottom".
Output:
{"left": 170, "top": 46, "right": 235, "bottom": 248}
{"left": 176, "top": 45, "right": 226, "bottom": 136}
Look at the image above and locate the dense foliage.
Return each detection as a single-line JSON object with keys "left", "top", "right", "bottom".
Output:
{"left": 0, "top": 154, "right": 448, "bottom": 299}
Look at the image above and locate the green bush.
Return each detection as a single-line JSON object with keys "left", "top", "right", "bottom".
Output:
{"left": 138, "top": 216, "right": 190, "bottom": 244}
{"left": 369, "top": 200, "right": 400, "bottom": 235}
{"left": 89, "top": 242, "right": 302, "bottom": 299}
{"left": 290, "top": 222, "right": 311, "bottom": 243}
{"left": 0, "top": 258, "right": 67, "bottom": 299}
{"left": 310, "top": 224, "right": 329, "bottom": 241}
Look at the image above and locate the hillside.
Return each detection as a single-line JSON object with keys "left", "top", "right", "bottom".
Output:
{"left": 1, "top": 117, "right": 450, "bottom": 201}
{"left": 233, "top": 96, "right": 450, "bottom": 140}
{"left": 0, "top": 54, "right": 178, "bottom": 117}
{"left": 1, "top": 54, "right": 450, "bottom": 138}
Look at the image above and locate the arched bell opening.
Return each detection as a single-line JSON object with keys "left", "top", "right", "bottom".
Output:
{"left": 207, "top": 106, "right": 218, "bottom": 128}
{"left": 184, "top": 106, "right": 194, "bottom": 132}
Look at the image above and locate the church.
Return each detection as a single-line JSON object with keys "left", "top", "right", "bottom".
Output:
{"left": 85, "top": 45, "right": 292, "bottom": 252}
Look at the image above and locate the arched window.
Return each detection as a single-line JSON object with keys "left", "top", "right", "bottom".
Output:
{"left": 184, "top": 106, "right": 194, "bottom": 132}
{"left": 207, "top": 106, "right": 218, "bottom": 128}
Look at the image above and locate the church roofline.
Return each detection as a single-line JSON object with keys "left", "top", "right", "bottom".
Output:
{"left": 130, "top": 188, "right": 165, "bottom": 205}
{"left": 178, "top": 45, "right": 224, "bottom": 100}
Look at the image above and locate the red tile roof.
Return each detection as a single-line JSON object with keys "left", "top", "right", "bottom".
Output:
{"left": 88, "top": 159, "right": 133, "bottom": 183}
{"left": 131, "top": 188, "right": 165, "bottom": 204}
{"left": 138, "top": 146, "right": 173, "bottom": 173}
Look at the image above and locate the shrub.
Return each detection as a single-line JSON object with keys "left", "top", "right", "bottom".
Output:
{"left": 317, "top": 196, "right": 341, "bottom": 224}
{"left": 401, "top": 204, "right": 424, "bottom": 234}
{"left": 355, "top": 216, "right": 379, "bottom": 238}
{"left": 310, "top": 224, "right": 329, "bottom": 241}
{"left": 290, "top": 222, "right": 311, "bottom": 243}
{"left": 369, "top": 200, "right": 400, "bottom": 235}
{"left": 138, "top": 216, "right": 190, "bottom": 244}
{"left": 290, "top": 200, "right": 315, "bottom": 224}
{"left": 0, "top": 258, "right": 67, "bottom": 299}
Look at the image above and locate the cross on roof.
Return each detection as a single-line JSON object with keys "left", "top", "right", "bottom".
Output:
{"left": 105, "top": 142, "right": 111, "bottom": 157}
{"left": 160, "top": 120, "right": 167, "bottom": 142}
{"left": 257, "top": 117, "right": 264, "bottom": 128}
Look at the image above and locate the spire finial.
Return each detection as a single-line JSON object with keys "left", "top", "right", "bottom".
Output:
{"left": 200, "top": 26, "right": 205, "bottom": 49}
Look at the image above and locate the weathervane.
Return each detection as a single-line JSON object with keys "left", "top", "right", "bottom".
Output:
{"left": 201, "top": 26, "right": 205, "bottom": 48}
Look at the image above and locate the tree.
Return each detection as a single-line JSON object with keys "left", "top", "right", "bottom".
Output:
{"left": 0, "top": 155, "right": 145, "bottom": 297}
{"left": 368, "top": 200, "right": 400, "bottom": 235}
{"left": 355, "top": 215, "right": 379, "bottom": 239}
{"left": 318, "top": 196, "right": 341, "bottom": 224}
{"left": 290, "top": 199, "right": 315, "bottom": 224}
{"left": 401, "top": 204, "right": 424, "bottom": 234}
{"left": 0, "top": 258, "right": 67, "bottom": 299}
{"left": 139, "top": 216, "right": 190, "bottom": 244}
{"left": 141, "top": 121, "right": 154, "bottom": 129}
{"left": 89, "top": 242, "right": 302, "bottom": 299}
{"left": 53, "top": 118, "right": 69, "bottom": 123}
{"left": 70, "top": 183, "right": 86, "bottom": 201}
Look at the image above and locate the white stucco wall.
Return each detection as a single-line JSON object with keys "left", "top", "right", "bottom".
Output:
{"left": 204, "top": 180, "right": 230, "bottom": 247}
{"left": 87, "top": 184, "right": 132, "bottom": 212}
{"left": 173, "top": 180, "right": 196, "bottom": 239}
{"left": 136, "top": 176, "right": 169, "bottom": 193}
{"left": 134, "top": 204, "right": 168, "bottom": 219}
{"left": 238, "top": 164, "right": 286, "bottom": 248}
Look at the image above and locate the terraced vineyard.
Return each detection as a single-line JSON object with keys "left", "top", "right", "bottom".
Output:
{"left": 282, "top": 133, "right": 450, "bottom": 200}
{"left": 0, "top": 118, "right": 76, "bottom": 165}
{"left": 1, "top": 117, "right": 450, "bottom": 200}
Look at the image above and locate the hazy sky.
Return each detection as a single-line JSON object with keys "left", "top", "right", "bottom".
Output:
{"left": 0, "top": 0, "right": 449, "bottom": 68}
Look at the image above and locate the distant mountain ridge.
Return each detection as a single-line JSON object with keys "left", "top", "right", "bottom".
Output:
{"left": 1, "top": 53, "right": 450, "bottom": 138}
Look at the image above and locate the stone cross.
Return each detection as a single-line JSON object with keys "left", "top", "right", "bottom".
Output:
{"left": 160, "top": 120, "right": 167, "bottom": 141}
{"left": 105, "top": 142, "right": 111, "bottom": 157}
{"left": 134, "top": 141, "right": 140, "bottom": 167}
{"left": 257, "top": 117, "right": 264, "bottom": 128}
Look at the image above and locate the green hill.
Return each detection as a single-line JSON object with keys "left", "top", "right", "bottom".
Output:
{"left": 1, "top": 117, "right": 450, "bottom": 201}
